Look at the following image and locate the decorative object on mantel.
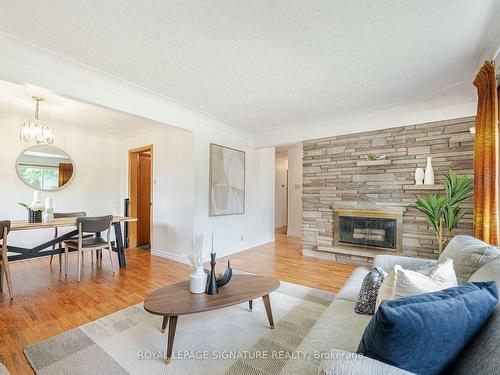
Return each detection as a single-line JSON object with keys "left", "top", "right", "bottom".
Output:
{"left": 414, "top": 168, "right": 425, "bottom": 185}
{"left": 424, "top": 156, "right": 435, "bottom": 185}
{"left": 409, "top": 170, "right": 473, "bottom": 255}
{"left": 186, "top": 233, "right": 207, "bottom": 294}
{"left": 19, "top": 96, "right": 55, "bottom": 145}
{"left": 206, "top": 233, "right": 219, "bottom": 295}
{"left": 366, "top": 153, "right": 386, "bottom": 161}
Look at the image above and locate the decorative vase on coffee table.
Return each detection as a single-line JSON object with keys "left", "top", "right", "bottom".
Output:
{"left": 424, "top": 157, "right": 434, "bottom": 185}
{"left": 190, "top": 266, "right": 207, "bottom": 294}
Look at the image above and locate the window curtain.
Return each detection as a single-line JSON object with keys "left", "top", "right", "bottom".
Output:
{"left": 473, "top": 61, "right": 499, "bottom": 245}
{"left": 58, "top": 163, "right": 73, "bottom": 187}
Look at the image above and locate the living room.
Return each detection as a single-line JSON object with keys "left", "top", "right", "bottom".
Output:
{"left": 1, "top": 2, "right": 500, "bottom": 375}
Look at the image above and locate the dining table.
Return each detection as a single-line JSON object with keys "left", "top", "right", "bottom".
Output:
{"left": 8, "top": 216, "right": 137, "bottom": 267}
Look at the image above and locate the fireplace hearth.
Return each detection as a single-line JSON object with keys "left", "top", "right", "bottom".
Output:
{"left": 334, "top": 210, "right": 403, "bottom": 253}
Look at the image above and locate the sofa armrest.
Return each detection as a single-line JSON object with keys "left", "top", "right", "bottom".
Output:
{"left": 0, "top": 363, "right": 10, "bottom": 375}
{"left": 373, "top": 254, "right": 435, "bottom": 272}
{"left": 318, "top": 353, "right": 415, "bottom": 375}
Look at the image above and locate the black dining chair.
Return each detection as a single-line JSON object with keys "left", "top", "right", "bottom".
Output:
{"left": 0, "top": 220, "right": 13, "bottom": 299}
{"left": 49, "top": 212, "right": 90, "bottom": 270}
{"left": 64, "top": 216, "right": 115, "bottom": 282}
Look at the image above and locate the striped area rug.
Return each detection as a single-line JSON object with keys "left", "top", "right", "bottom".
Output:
{"left": 24, "top": 280, "right": 335, "bottom": 375}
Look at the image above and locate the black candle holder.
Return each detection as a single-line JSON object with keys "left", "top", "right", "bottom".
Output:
{"left": 206, "top": 253, "right": 218, "bottom": 295}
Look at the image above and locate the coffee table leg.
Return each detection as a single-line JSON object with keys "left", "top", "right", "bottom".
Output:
{"left": 262, "top": 294, "right": 275, "bottom": 329}
{"left": 249, "top": 300, "right": 253, "bottom": 311}
{"left": 164, "top": 315, "right": 178, "bottom": 365}
{"left": 161, "top": 316, "right": 168, "bottom": 333}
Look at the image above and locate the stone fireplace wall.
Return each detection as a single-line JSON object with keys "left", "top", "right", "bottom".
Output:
{"left": 302, "top": 116, "right": 475, "bottom": 264}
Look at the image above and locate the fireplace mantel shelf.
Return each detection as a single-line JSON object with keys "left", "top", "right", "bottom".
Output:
{"left": 403, "top": 184, "right": 444, "bottom": 190}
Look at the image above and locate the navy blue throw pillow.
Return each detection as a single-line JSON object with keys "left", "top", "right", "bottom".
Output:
{"left": 357, "top": 282, "right": 498, "bottom": 375}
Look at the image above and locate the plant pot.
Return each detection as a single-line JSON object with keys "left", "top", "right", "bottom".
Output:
{"left": 28, "top": 209, "right": 43, "bottom": 223}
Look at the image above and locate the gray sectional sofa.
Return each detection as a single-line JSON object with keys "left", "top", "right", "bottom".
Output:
{"left": 281, "top": 235, "right": 500, "bottom": 375}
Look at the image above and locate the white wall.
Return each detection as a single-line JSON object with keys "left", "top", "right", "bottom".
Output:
{"left": 193, "top": 128, "right": 275, "bottom": 258}
{"left": 122, "top": 125, "right": 276, "bottom": 261}
{"left": 0, "top": 115, "right": 122, "bottom": 248}
{"left": 121, "top": 126, "right": 194, "bottom": 262}
{"left": 275, "top": 151, "right": 288, "bottom": 228}
{"left": 287, "top": 146, "right": 303, "bottom": 237}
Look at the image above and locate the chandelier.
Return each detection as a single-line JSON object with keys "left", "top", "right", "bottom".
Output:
{"left": 20, "top": 96, "right": 55, "bottom": 144}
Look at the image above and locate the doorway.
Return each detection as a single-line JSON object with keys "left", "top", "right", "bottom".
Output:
{"left": 128, "top": 145, "right": 153, "bottom": 249}
{"left": 275, "top": 150, "right": 288, "bottom": 235}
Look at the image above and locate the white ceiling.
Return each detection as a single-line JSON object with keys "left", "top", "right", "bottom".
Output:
{"left": 0, "top": 80, "right": 163, "bottom": 138}
{"left": 0, "top": 1, "right": 499, "bottom": 132}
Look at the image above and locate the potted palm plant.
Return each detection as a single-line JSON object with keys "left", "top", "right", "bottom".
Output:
{"left": 409, "top": 170, "right": 473, "bottom": 255}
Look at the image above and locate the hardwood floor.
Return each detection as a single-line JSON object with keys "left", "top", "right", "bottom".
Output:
{"left": 0, "top": 234, "right": 355, "bottom": 375}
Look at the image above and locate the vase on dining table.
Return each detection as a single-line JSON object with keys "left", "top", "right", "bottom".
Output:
{"left": 28, "top": 209, "right": 43, "bottom": 223}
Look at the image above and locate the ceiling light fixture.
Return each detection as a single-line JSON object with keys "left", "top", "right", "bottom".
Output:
{"left": 20, "top": 96, "right": 55, "bottom": 144}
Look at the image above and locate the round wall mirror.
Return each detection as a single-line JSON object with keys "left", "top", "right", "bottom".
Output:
{"left": 16, "top": 145, "right": 75, "bottom": 191}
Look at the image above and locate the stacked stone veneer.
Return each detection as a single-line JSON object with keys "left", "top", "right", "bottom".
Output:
{"left": 302, "top": 116, "right": 475, "bottom": 264}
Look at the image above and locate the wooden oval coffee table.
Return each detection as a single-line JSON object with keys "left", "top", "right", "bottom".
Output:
{"left": 144, "top": 274, "right": 280, "bottom": 364}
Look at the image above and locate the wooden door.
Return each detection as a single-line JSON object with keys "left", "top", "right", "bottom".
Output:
{"left": 137, "top": 152, "right": 151, "bottom": 247}
{"left": 128, "top": 145, "right": 153, "bottom": 249}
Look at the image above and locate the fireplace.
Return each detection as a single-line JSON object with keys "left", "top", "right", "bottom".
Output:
{"left": 334, "top": 210, "right": 403, "bottom": 253}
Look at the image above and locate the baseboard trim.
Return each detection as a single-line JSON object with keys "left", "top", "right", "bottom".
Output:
{"left": 286, "top": 230, "right": 302, "bottom": 237}
{"left": 150, "top": 237, "right": 275, "bottom": 264}
{"left": 150, "top": 249, "right": 190, "bottom": 265}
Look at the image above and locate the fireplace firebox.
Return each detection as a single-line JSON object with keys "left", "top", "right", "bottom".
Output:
{"left": 334, "top": 210, "right": 403, "bottom": 253}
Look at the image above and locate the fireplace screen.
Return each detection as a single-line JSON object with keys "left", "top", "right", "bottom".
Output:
{"left": 338, "top": 216, "right": 397, "bottom": 250}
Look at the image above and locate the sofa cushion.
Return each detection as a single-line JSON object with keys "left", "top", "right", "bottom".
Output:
{"left": 318, "top": 350, "right": 414, "bottom": 375}
{"left": 439, "top": 235, "right": 500, "bottom": 283}
{"left": 445, "top": 301, "right": 500, "bottom": 375}
{"left": 373, "top": 254, "right": 436, "bottom": 273}
{"left": 468, "top": 255, "right": 500, "bottom": 284}
{"left": 0, "top": 363, "right": 9, "bottom": 375}
{"left": 446, "top": 257, "right": 500, "bottom": 374}
{"left": 355, "top": 267, "right": 387, "bottom": 315}
{"left": 335, "top": 266, "right": 369, "bottom": 302}
{"left": 376, "top": 259, "right": 457, "bottom": 309}
{"left": 279, "top": 298, "right": 372, "bottom": 375}
{"left": 358, "top": 282, "right": 498, "bottom": 375}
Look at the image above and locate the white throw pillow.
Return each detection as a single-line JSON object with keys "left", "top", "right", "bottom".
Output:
{"left": 376, "top": 258, "right": 457, "bottom": 310}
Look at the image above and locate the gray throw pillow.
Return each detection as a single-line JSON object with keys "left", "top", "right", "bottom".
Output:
{"left": 439, "top": 235, "right": 500, "bottom": 284}
{"left": 355, "top": 267, "right": 387, "bottom": 315}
